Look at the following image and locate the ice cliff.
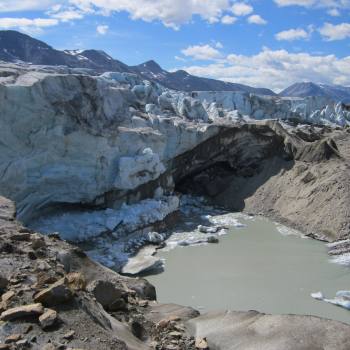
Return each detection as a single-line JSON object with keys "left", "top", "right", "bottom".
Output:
{"left": 0, "top": 63, "right": 348, "bottom": 245}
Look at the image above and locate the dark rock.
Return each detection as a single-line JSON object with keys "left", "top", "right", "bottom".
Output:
{"left": 27, "top": 251, "right": 37, "bottom": 260}
{"left": 11, "top": 232, "right": 31, "bottom": 241}
{"left": 34, "top": 278, "right": 73, "bottom": 306}
{"left": 127, "top": 278, "right": 157, "bottom": 301}
{"left": 30, "top": 234, "right": 46, "bottom": 250}
{"left": 0, "top": 242, "right": 14, "bottom": 254}
{"left": 207, "top": 236, "right": 219, "bottom": 244}
{"left": 301, "top": 171, "right": 316, "bottom": 184}
{"left": 109, "top": 298, "right": 127, "bottom": 311}
{"left": 130, "top": 320, "right": 146, "bottom": 340}
{"left": 86, "top": 280, "right": 123, "bottom": 310}
{"left": 0, "top": 274, "right": 8, "bottom": 291}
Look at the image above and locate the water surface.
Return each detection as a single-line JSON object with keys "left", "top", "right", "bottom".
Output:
{"left": 148, "top": 216, "right": 350, "bottom": 324}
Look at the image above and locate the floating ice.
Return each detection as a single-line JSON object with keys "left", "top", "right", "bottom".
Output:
{"left": 329, "top": 253, "right": 350, "bottom": 266}
{"left": 311, "top": 292, "right": 324, "bottom": 300}
{"left": 208, "top": 213, "right": 245, "bottom": 228}
{"left": 276, "top": 224, "right": 305, "bottom": 238}
{"left": 311, "top": 291, "right": 350, "bottom": 310}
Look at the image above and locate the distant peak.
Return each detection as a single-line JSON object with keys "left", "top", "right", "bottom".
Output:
{"left": 173, "top": 69, "right": 190, "bottom": 76}
{"left": 141, "top": 60, "right": 163, "bottom": 73}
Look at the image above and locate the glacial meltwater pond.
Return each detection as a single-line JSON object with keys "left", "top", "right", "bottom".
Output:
{"left": 147, "top": 215, "right": 350, "bottom": 325}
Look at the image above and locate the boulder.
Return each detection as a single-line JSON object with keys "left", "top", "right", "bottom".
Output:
{"left": 11, "top": 232, "right": 31, "bottom": 241}
{"left": 206, "top": 236, "right": 219, "bottom": 244}
{"left": 86, "top": 280, "right": 123, "bottom": 310}
{"left": 0, "top": 303, "right": 44, "bottom": 321}
{"left": 65, "top": 272, "right": 86, "bottom": 291}
{"left": 34, "top": 278, "right": 73, "bottom": 306}
{"left": 195, "top": 337, "right": 209, "bottom": 349}
{"left": 30, "top": 234, "right": 46, "bottom": 250}
{"left": 126, "top": 278, "right": 157, "bottom": 301}
{"left": 39, "top": 309, "right": 58, "bottom": 329}
{"left": 1, "top": 290, "right": 15, "bottom": 303}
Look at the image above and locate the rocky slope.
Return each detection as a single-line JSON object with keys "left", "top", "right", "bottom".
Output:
{"left": 0, "top": 196, "right": 199, "bottom": 350}
{"left": 2, "top": 196, "right": 350, "bottom": 350}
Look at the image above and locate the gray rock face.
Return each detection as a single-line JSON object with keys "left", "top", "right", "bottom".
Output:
{"left": 187, "top": 310, "right": 350, "bottom": 350}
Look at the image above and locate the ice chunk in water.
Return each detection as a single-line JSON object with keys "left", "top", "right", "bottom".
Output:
{"left": 311, "top": 291, "right": 350, "bottom": 310}
{"left": 311, "top": 292, "right": 324, "bottom": 300}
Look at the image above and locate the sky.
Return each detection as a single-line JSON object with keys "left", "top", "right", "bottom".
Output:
{"left": 0, "top": 0, "right": 349, "bottom": 91}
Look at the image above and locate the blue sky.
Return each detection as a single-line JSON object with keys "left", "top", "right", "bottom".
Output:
{"left": 0, "top": 0, "right": 349, "bottom": 91}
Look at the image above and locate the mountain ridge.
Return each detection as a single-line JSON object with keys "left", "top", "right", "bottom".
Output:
{"left": 279, "top": 82, "right": 350, "bottom": 103}
{"left": 0, "top": 30, "right": 275, "bottom": 95}
{"left": 1, "top": 30, "right": 350, "bottom": 102}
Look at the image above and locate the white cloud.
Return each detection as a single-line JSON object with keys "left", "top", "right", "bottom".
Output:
{"left": 49, "top": 10, "right": 84, "bottom": 22}
{"left": 221, "top": 15, "right": 237, "bottom": 25}
{"left": 327, "top": 8, "right": 341, "bottom": 16}
{"left": 274, "top": 0, "right": 316, "bottom": 6}
{"left": 247, "top": 14, "right": 267, "bottom": 25}
{"left": 176, "top": 48, "right": 350, "bottom": 91}
{"left": 96, "top": 24, "right": 109, "bottom": 35}
{"left": 71, "top": 0, "right": 232, "bottom": 29}
{"left": 175, "top": 55, "right": 187, "bottom": 62}
{"left": 0, "top": 17, "right": 58, "bottom": 33}
{"left": 274, "top": 0, "right": 350, "bottom": 9}
{"left": 0, "top": 0, "right": 237, "bottom": 29}
{"left": 181, "top": 44, "right": 222, "bottom": 60}
{"left": 0, "top": 0, "right": 57, "bottom": 12}
{"left": 319, "top": 22, "right": 350, "bottom": 40}
{"left": 275, "top": 28, "right": 309, "bottom": 41}
{"left": 231, "top": 2, "right": 253, "bottom": 16}
{"left": 215, "top": 41, "right": 224, "bottom": 48}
